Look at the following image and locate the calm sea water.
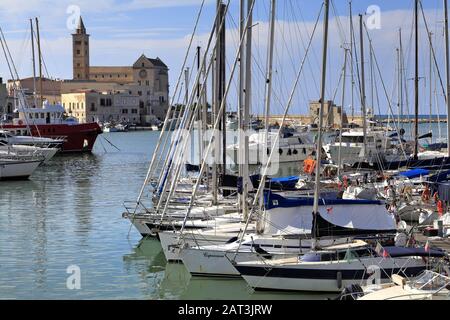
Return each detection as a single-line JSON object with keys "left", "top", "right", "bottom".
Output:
{"left": 0, "top": 131, "right": 330, "bottom": 300}
{"left": 0, "top": 123, "right": 445, "bottom": 300}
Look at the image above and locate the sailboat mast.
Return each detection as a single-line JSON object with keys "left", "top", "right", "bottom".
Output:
{"left": 337, "top": 49, "right": 348, "bottom": 177}
{"left": 238, "top": 0, "right": 245, "bottom": 216}
{"left": 262, "top": 0, "right": 276, "bottom": 213}
{"left": 312, "top": 0, "right": 330, "bottom": 244}
{"left": 349, "top": 1, "right": 355, "bottom": 122}
{"left": 35, "top": 17, "right": 43, "bottom": 107}
{"left": 359, "top": 14, "right": 367, "bottom": 157}
{"left": 414, "top": 0, "right": 419, "bottom": 160}
{"left": 444, "top": 0, "right": 450, "bottom": 156}
{"left": 243, "top": 0, "right": 253, "bottom": 221}
{"left": 30, "top": 19, "right": 37, "bottom": 108}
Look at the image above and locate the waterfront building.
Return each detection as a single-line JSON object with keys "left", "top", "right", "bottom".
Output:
{"left": 61, "top": 90, "right": 140, "bottom": 124}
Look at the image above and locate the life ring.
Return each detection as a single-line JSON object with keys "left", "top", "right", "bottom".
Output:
{"left": 18, "top": 120, "right": 23, "bottom": 125}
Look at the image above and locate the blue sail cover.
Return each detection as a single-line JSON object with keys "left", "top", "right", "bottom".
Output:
{"left": 399, "top": 169, "right": 430, "bottom": 179}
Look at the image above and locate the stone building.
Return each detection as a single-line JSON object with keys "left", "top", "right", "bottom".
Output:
{"left": 70, "top": 17, "right": 169, "bottom": 124}
{"left": 61, "top": 90, "right": 140, "bottom": 124}
{"left": 6, "top": 77, "right": 62, "bottom": 107}
{"left": 309, "top": 100, "right": 348, "bottom": 128}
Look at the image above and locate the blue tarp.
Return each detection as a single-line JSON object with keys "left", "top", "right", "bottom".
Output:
{"left": 399, "top": 168, "right": 430, "bottom": 179}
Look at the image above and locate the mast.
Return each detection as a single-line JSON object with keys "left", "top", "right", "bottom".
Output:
{"left": 238, "top": 0, "right": 246, "bottom": 216}
{"left": 30, "top": 19, "right": 37, "bottom": 108}
{"left": 444, "top": 0, "right": 450, "bottom": 156}
{"left": 414, "top": 0, "right": 419, "bottom": 160}
{"left": 359, "top": 14, "right": 367, "bottom": 157}
{"left": 218, "top": 1, "right": 227, "bottom": 173}
{"left": 429, "top": 31, "right": 433, "bottom": 134}
{"left": 398, "top": 29, "right": 404, "bottom": 130}
{"left": 35, "top": 17, "right": 43, "bottom": 106}
{"left": 262, "top": 0, "right": 276, "bottom": 216}
{"left": 242, "top": 0, "right": 253, "bottom": 221}
{"left": 312, "top": 0, "right": 330, "bottom": 247}
{"left": 337, "top": 49, "right": 348, "bottom": 177}
{"left": 349, "top": 1, "right": 355, "bottom": 122}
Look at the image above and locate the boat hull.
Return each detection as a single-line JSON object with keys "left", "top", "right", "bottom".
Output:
{"left": 3, "top": 123, "right": 102, "bottom": 153}
{"left": 236, "top": 258, "right": 427, "bottom": 292}
{"left": 0, "top": 159, "right": 42, "bottom": 180}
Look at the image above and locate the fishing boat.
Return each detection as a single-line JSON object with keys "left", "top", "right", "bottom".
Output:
{"left": 2, "top": 102, "right": 102, "bottom": 153}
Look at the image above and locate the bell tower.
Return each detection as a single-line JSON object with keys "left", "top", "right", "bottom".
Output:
{"left": 72, "top": 17, "right": 90, "bottom": 80}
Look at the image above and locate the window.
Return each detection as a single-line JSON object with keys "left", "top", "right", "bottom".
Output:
{"left": 75, "top": 41, "right": 81, "bottom": 45}
{"left": 122, "top": 109, "right": 129, "bottom": 114}
{"left": 131, "top": 109, "right": 138, "bottom": 114}
{"left": 139, "top": 101, "right": 144, "bottom": 108}
{"left": 77, "top": 63, "right": 80, "bottom": 67}
{"left": 138, "top": 91, "right": 142, "bottom": 96}
{"left": 77, "top": 50, "right": 80, "bottom": 55}
{"left": 147, "top": 91, "right": 150, "bottom": 96}
{"left": 145, "top": 80, "right": 149, "bottom": 86}
{"left": 142, "top": 63, "right": 145, "bottom": 67}
{"left": 129, "top": 91, "right": 132, "bottom": 95}
{"left": 100, "top": 98, "right": 105, "bottom": 106}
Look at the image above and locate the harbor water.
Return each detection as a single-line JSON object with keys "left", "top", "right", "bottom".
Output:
{"left": 0, "top": 123, "right": 445, "bottom": 300}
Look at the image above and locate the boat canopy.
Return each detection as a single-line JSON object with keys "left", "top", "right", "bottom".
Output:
{"left": 399, "top": 168, "right": 430, "bottom": 179}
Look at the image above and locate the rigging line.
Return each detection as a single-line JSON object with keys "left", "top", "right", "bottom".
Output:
{"left": 363, "top": 22, "right": 408, "bottom": 160}
{"left": 419, "top": 1, "right": 447, "bottom": 105}
{"left": 134, "top": 0, "right": 208, "bottom": 210}
{"left": 178, "top": 0, "right": 259, "bottom": 240}
{"left": 153, "top": 0, "right": 223, "bottom": 198}
{"left": 233, "top": 2, "right": 324, "bottom": 261}
{"left": 290, "top": 0, "right": 321, "bottom": 96}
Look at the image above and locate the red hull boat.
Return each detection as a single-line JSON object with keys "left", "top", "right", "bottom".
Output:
{"left": 2, "top": 123, "right": 102, "bottom": 153}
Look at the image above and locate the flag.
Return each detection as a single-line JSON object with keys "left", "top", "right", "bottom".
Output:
{"left": 424, "top": 241, "right": 430, "bottom": 253}
{"left": 326, "top": 207, "right": 333, "bottom": 214}
{"left": 375, "top": 242, "right": 383, "bottom": 255}
{"left": 382, "top": 249, "right": 389, "bottom": 258}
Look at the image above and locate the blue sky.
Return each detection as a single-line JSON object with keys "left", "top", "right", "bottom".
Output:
{"left": 0, "top": 0, "right": 448, "bottom": 116}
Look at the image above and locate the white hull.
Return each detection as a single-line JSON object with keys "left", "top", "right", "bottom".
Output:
{"left": 180, "top": 237, "right": 352, "bottom": 277}
{"left": 0, "top": 146, "right": 58, "bottom": 163}
{"left": 0, "top": 159, "right": 42, "bottom": 180}
{"left": 237, "top": 257, "right": 427, "bottom": 292}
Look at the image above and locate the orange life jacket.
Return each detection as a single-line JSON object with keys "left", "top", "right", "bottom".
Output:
{"left": 303, "top": 158, "right": 316, "bottom": 175}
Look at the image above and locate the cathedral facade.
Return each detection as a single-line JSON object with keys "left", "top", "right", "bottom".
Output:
{"left": 70, "top": 17, "right": 169, "bottom": 124}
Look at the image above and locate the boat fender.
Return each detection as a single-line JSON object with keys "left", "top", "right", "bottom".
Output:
{"left": 343, "top": 176, "right": 348, "bottom": 188}
{"left": 337, "top": 271, "right": 343, "bottom": 289}
{"left": 438, "top": 200, "right": 444, "bottom": 216}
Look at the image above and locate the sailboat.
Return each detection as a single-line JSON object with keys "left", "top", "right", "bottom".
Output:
{"left": 234, "top": 0, "right": 440, "bottom": 293}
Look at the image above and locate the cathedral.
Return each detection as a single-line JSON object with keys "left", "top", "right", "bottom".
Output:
{"left": 70, "top": 17, "right": 170, "bottom": 124}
